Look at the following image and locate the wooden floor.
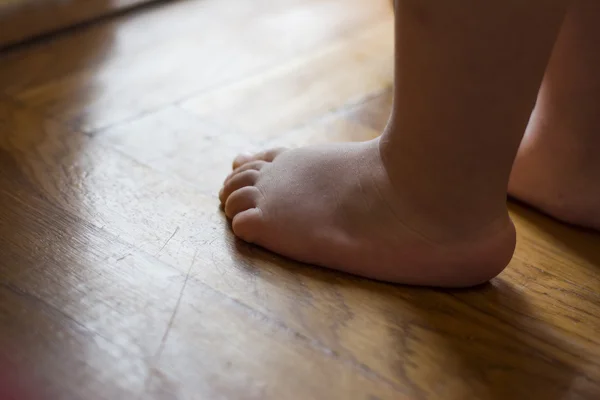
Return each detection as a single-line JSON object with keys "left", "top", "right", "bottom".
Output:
{"left": 1, "top": 0, "right": 599, "bottom": 399}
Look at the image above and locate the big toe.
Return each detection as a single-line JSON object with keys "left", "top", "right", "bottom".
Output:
{"left": 220, "top": 174, "right": 267, "bottom": 244}
{"left": 232, "top": 207, "right": 265, "bottom": 244}
{"left": 232, "top": 147, "right": 287, "bottom": 169}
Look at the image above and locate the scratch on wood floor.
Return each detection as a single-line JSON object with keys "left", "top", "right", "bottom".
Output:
{"left": 116, "top": 253, "right": 131, "bottom": 262}
{"left": 155, "top": 226, "right": 180, "bottom": 256}
{"left": 142, "top": 248, "right": 198, "bottom": 398}
{"left": 157, "top": 247, "right": 197, "bottom": 357}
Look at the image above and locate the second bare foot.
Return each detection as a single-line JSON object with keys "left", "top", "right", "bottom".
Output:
{"left": 509, "top": 110, "right": 600, "bottom": 230}
{"left": 509, "top": 0, "right": 600, "bottom": 231}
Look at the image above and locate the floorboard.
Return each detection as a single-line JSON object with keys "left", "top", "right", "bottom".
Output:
{"left": 1, "top": 0, "right": 599, "bottom": 399}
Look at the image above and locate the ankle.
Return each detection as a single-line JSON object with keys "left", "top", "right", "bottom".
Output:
{"left": 376, "top": 129, "right": 511, "bottom": 242}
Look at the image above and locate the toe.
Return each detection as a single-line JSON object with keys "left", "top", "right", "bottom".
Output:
{"left": 225, "top": 160, "right": 267, "bottom": 182}
{"left": 219, "top": 169, "right": 260, "bottom": 204}
{"left": 231, "top": 153, "right": 254, "bottom": 169}
{"left": 224, "top": 186, "right": 262, "bottom": 219}
{"left": 232, "top": 147, "right": 287, "bottom": 169}
{"left": 232, "top": 208, "right": 264, "bottom": 243}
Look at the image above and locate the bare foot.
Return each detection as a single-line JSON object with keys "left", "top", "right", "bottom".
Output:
{"left": 220, "top": 139, "right": 516, "bottom": 287}
{"left": 216, "top": 0, "right": 568, "bottom": 287}
{"left": 509, "top": 0, "right": 600, "bottom": 231}
{"left": 509, "top": 109, "right": 600, "bottom": 230}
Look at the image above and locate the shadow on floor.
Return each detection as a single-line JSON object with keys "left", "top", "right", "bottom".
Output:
{"left": 231, "top": 230, "right": 600, "bottom": 400}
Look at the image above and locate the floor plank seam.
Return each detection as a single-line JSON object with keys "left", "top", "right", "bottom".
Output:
{"left": 169, "top": 20, "right": 392, "bottom": 110}
{"left": 255, "top": 85, "right": 394, "bottom": 148}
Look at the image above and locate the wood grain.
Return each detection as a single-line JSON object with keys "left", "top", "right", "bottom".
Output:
{"left": 0, "top": 0, "right": 389, "bottom": 133}
{"left": 1, "top": 0, "right": 599, "bottom": 399}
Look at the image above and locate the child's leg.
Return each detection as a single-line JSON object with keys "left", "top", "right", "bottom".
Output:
{"left": 510, "top": 0, "right": 600, "bottom": 230}
{"left": 219, "top": 0, "right": 568, "bottom": 287}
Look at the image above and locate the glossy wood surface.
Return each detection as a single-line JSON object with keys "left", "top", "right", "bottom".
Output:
{"left": 1, "top": 0, "right": 599, "bottom": 399}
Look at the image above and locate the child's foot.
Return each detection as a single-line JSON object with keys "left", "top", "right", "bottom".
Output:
{"left": 509, "top": 110, "right": 600, "bottom": 230}
{"left": 217, "top": 0, "right": 566, "bottom": 287}
{"left": 509, "top": 0, "right": 600, "bottom": 231}
{"left": 220, "top": 138, "right": 516, "bottom": 287}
